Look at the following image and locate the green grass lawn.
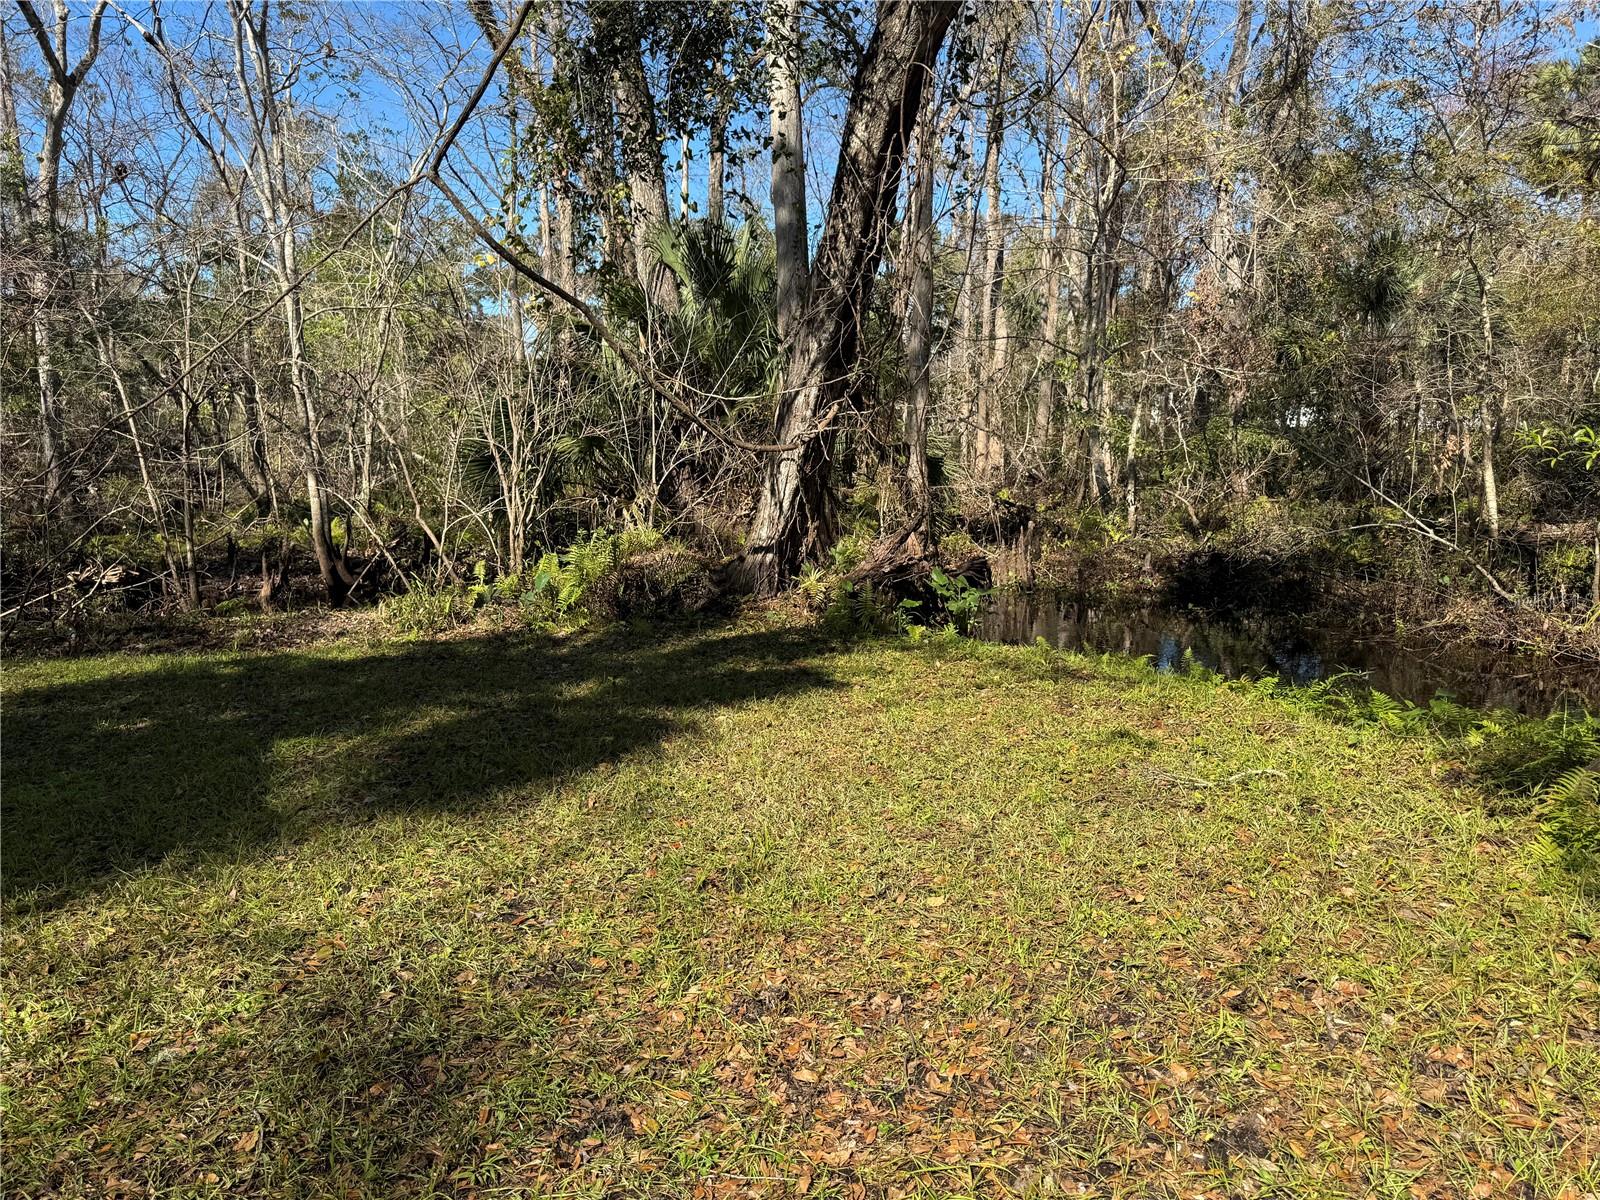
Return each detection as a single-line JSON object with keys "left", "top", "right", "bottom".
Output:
{"left": 4, "top": 616, "right": 1597, "bottom": 1199}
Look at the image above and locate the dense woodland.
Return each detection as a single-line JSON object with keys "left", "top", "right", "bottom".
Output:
{"left": 3, "top": 0, "right": 1599, "bottom": 639}
{"left": 9, "top": 6, "right": 1600, "bottom": 1195}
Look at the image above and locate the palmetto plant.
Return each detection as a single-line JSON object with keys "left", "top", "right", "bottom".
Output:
{"left": 630, "top": 218, "right": 781, "bottom": 419}
{"left": 459, "top": 219, "right": 782, "bottom": 558}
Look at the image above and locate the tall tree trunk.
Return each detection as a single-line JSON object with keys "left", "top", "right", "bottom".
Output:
{"left": 235, "top": 0, "right": 352, "bottom": 604}
{"left": 708, "top": 58, "right": 729, "bottom": 226}
{"left": 769, "top": 0, "right": 810, "bottom": 344}
{"left": 950, "top": 97, "right": 979, "bottom": 468}
{"left": 179, "top": 393, "right": 202, "bottom": 610}
{"left": 973, "top": 42, "right": 1009, "bottom": 480}
{"left": 733, "top": 0, "right": 959, "bottom": 595}
{"left": 1079, "top": 3, "right": 1132, "bottom": 506}
{"left": 679, "top": 129, "right": 691, "bottom": 219}
{"left": 1080, "top": 166, "right": 1126, "bottom": 505}
{"left": 1205, "top": 0, "right": 1253, "bottom": 299}
{"left": 176, "top": 269, "right": 203, "bottom": 609}
{"left": 538, "top": 1, "right": 576, "bottom": 297}
{"left": 1477, "top": 273, "right": 1500, "bottom": 541}
{"left": 13, "top": 1, "right": 109, "bottom": 510}
{"left": 231, "top": 208, "right": 276, "bottom": 518}
{"left": 280, "top": 223, "right": 351, "bottom": 604}
{"left": 1033, "top": 7, "right": 1062, "bottom": 466}
{"left": 955, "top": 174, "right": 979, "bottom": 466}
{"left": 99, "top": 334, "right": 183, "bottom": 600}
{"left": 903, "top": 91, "right": 939, "bottom": 542}
{"left": 610, "top": 32, "right": 677, "bottom": 313}
{"left": 1124, "top": 398, "right": 1143, "bottom": 533}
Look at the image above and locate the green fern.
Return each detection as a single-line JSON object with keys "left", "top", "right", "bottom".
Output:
{"left": 616, "top": 525, "right": 664, "bottom": 559}
{"left": 467, "top": 560, "right": 492, "bottom": 608}
{"left": 1219, "top": 664, "right": 1598, "bottom": 884}
{"left": 795, "top": 562, "right": 830, "bottom": 608}
{"left": 1536, "top": 761, "right": 1600, "bottom": 875}
{"left": 492, "top": 571, "right": 522, "bottom": 602}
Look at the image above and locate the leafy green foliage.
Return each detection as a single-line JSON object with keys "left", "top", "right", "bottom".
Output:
{"left": 827, "top": 531, "right": 870, "bottom": 576}
{"left": 1540, "top": 764, "right": 1600, "bottom": 875}
{"left": 794, "top": 562, "right": 830, "bottom": 608}
{"left": 1519, "top": 424, "right": 1600, "bottom": 471}
{"left": 377, "top": 587, "right": 471, "bottom": 637}
{"left": 598, "top": 218, "right": 780, "bottom": 436}
{"left": 380, "top": 528, "right": 676, "bottom": 634}
{"left": 928, "top": 567, "right": 988, "bottom": 635}
{"left": 822, "top": 580, "right": 920, "bottom": 638}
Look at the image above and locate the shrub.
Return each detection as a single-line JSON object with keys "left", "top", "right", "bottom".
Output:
{"left": 1469, "top": 711, "right": 1600, "bottom": 799}
{"left": 1473, "top": 713, "right": 1599, "bottom": 881}
{"left": 382, "top": 533, "right": 624, "bottom": 635}
{"left": 823, "top": 580, "right": 920, "bottom": 637}
{"left": 379, "top": 586, "right": 470, "bottom": 637}
{"left": 1214, "top": 497, "right": 1318, "bottom": 561}
{"left": 1539, "top": 764, "right": 1600, "bottom": 877}
{"left": 515, "top": 527, "right": 713, "bottom": 626}
{"left": 598, "top": 547, "right": 717, "bottom": 620}
{"left": 830, "top": 531, "right": 870, "bottom": 576}
{"left": 929, "top": 567, "right": 988, "bottom": 635}
{"left": 795, "top": 563, "right": 830, "bottom": 610}
{"left": 617, "top": 525, "right": 665, "bottom": 559}
{"left": 938, "top": 529, "right": 982, "bottom": 569}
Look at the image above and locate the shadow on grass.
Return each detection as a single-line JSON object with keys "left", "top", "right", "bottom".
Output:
{"left": 206, "top": 937, "right": 676, "bottom": 1193}
{"left": 3, "top": 621, "right": 840, "bottom": 913}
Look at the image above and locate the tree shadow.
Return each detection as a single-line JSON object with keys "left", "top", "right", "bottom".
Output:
{"left": 3, "top": 621, "right": 840, "bottom": 913}
{"left": 199, "top": 938, "right": 675, "bottom": 1193}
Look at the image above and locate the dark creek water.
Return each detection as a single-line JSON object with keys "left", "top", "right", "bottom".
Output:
{"left": 977, "top": 593, "right": 1599, "bottom": 718}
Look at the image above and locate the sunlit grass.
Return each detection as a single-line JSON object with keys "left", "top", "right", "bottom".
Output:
{"left": 4, "top": 617, "right": 1596, "bottom": 1198}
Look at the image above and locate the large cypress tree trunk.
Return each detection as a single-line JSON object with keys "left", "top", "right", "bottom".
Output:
{"left": 732, "top": 1, "right": 959, "bottom": 595}
{"left": 11, "top": 1, "right": 109, "bottom": 511}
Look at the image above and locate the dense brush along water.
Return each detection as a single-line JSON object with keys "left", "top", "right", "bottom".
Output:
{"left": 977, "top": 592, "right": 1599, "bottom": 718}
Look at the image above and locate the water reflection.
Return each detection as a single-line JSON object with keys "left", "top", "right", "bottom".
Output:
{"left": 979, "top": 594, "right": 1598, "bottom": 717}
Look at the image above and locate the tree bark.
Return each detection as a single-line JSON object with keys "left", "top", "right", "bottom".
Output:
{"left": 1204, "top": 0, "right": 1253, "bottom": 299}
{"left": 768, "top": 0, "right": 810, "bottom": 344}
{"left": 1033, "top": 3, "right": 1062, "bottom": 466}
{"left": 973, "top": 41, "right": 1009, "bottom": 480}
{"left": 539, "top": 0, "right": 577, "bottom": 297}
{"left": 1477, "top": 273, "right": 1500, "bottom": 541}
{"left": 609, "top": 27, "right": 677, "bottom": 313}
{"left": 733, "top": 0, "right": 960, "bottom": 595}
{"left": 903, "top": 89, "right": 939, "bottom": 542}
{"left": 708, "top": 56, "right": 729, "bottom": 226}
{"left": 13, "top": 0, "right": 109, "bottom": 509}
{"left": 954, "top": 151, "right": 979, "bottom": 466}
{"left": 233, "top": 0, "right": 353, "bottom": 604}
{"left": 679, "top": 129, "right": 691, "bottom": 219}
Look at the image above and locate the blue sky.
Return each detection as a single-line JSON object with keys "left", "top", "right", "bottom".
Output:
{"left": 7, "top": 0, "right": 1596, "bottom": 270}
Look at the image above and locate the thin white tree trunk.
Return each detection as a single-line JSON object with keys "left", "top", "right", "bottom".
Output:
{"left": 769, "top": 0, "right": 810, "bottom": 344}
